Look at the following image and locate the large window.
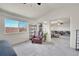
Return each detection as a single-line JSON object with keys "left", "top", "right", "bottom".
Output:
{"left": 5, "top": 18, "right": 27, "bottom": 33}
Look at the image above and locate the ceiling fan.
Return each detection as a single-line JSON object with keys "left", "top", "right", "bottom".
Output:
{"left": 23, "top": 3, "right": 41, "bottom": 5}
{"left": 37, "top": 3, "right": 41, "bottom": 5}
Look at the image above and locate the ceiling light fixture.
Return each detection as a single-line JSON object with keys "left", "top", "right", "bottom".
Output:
{"left": 37, "top": 3, "right": 41, "bottom": 5}
{"left": 51, "top": 20, "right": 63, "bottom": 25}
{"left": 23, "top": 3, "right": 26, "bottom": 4}
{"left": 23, "top": 3, "right": 41, "bottom": 6}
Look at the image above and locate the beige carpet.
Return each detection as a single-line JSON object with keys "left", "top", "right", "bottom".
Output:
{"left": 13, "top": 36, "right": 79, "bottom": 56}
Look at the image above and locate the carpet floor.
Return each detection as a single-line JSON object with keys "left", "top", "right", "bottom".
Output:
{"left": 13, "top": 36, "right": 79, "bottom": 56}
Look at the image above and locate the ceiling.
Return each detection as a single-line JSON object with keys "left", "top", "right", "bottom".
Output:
{"left": 0, "top": 3, "right": 78, "bottom": 20}
{"left": 0, "top": 3, "right": 64, "bottom": 20}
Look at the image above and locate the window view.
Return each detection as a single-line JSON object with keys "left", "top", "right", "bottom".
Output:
{"left": 19, "top": 21, "right": 27, "bottom": 32}
{"left": 5, "top": 18, "right": 27, "bottom": 33}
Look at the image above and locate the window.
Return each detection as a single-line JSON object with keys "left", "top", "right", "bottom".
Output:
{"left": 5, "top": 18, "right": 27, "bottom": 33}
{"left": 19, "top": 21, "right": 27, "bottom": 32}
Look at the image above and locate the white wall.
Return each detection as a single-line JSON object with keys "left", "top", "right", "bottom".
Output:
{"left": 36, "top": 5, "right": 79, "bottom": 48}
{"left": 0, "top": 11, "right": 30, "bottom": 45}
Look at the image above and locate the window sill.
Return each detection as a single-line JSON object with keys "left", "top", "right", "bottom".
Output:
{"left": 4, "top": 31, "right": 27, "bottom": 35}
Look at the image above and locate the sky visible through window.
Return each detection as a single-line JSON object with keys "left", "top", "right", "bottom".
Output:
{"left": 5, "top": 18, "right": 27, "bottom": 28}
{"left": 19, "top": 21, "right": 27, "bottom": 28}
{"left": 5, "top": 18, "right": 18, "bottom": 27}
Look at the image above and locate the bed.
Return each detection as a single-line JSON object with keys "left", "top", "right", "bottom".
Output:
{"left": 0, "top": 40, "right": 17, "bottom": 56}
